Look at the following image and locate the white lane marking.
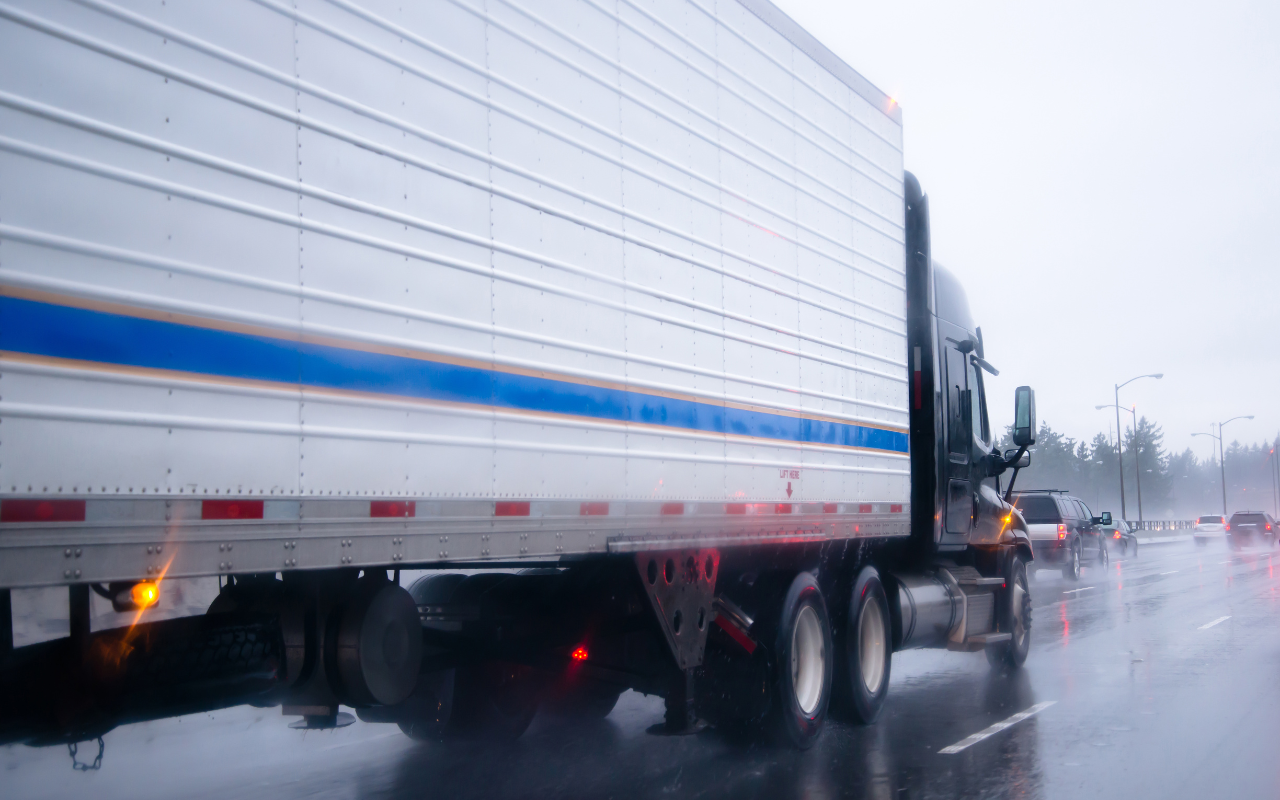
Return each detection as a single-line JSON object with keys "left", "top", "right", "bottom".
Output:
{"left": 1160, "top": 571, "right": 1179, "bottom": 575}
{"left": 1219, "top": 560, "right": 1236, "bottom": 564}
{"left": 1062, "top": 587, "right": 1095, "bottom": 594}
{"left": 938, "top": 702, "right": 1056, "bottom": 754}
{"left": 1199, "top": 616, "right": 1231, "bottom": 630}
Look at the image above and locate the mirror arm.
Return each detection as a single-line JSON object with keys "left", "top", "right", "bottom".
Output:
{"left": 971, "top": 354, "right": 1000, "bottom": 377}
{"left": 1002, "top": 445, "right": 1029, "bottom": 503}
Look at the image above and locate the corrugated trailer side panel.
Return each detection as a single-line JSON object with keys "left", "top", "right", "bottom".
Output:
{"left": 0, "top": 0, "right": 908, "bottom": 583}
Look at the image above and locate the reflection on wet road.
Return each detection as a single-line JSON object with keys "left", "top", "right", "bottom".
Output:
{"left": 5, "top": 540, "right": 1280, "bottom": 799}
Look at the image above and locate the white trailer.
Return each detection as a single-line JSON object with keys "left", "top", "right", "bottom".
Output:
{"left": 0, "top": 0, "right": 1039, "bottom": 749}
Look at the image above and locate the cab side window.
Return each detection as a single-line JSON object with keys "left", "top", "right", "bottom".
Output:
{"left": 1076, "top": 500, "right": 1092, "bottom": 520}
{"left": 965, "top": 358, "right": 990, "bottom": 444}
{"left": 946, "top": 347, "right": 970, "bottom": 454}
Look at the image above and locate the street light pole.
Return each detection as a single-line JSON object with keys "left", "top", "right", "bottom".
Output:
{"left": 1193, "top": 414, "right": 1254, "bottom": 516}
{"left": 1097, "top": 403, "right": 1143, "bottom": 520}
{"left": 1111, "top": 373, "right": 1162, "bottom": 522}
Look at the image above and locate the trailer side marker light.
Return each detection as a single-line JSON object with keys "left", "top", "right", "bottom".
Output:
{"left": 495, "top": 501, "right": 531, "bottom": 516}
{"left": 371, "top": 501, "right": 416, "bottom": 518}
{"left": 202, "top": 500, "right": 264, "bottom": 520}
{"left": 1, "top": 499, "right": 86, "bottom": 523}
{"left": 131, "top": 581, "right": 159, "bottom": 609}
{"left": 571, "top": 646, "right": 588, "bottom": 661}
{"left": 580, "top": 502, "right": 609, "bottom": 516}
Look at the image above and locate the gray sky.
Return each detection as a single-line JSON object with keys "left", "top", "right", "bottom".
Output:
{"left": 774, "top": 0, "right": 1280, "bottom": 460}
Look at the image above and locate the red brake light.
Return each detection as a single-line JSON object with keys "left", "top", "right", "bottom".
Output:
{"left": 1114, "top": 532, "right": 1121, "bottom": 539}
{"left": 1225, "top": 524, "right": 1230, "bottom": 532}
{"left": 571, "top": 646, "right": 588, "bottom": 662}
{"left": 1058, "top": 523, "right": 1066, "bottom": 540}
{"left": 1267, "top": 524, "right": 1272, "bottom": 531}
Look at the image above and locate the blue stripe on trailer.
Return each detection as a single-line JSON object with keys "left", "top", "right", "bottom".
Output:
{"left": 0, "top": 294, "right": 908, "bottom": 454}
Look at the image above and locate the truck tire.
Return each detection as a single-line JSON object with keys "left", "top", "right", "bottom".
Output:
{"left": 1097, "top": 539, "right": 1110, "bottom": 568}
{"left": 986, "top": 555, "right": 1032, "bottom": 670}
{"left": 834, "top": 566, "right": 891, "bottom": 724}
{"left": 1061, "top": 541, "right": 1082, "bottom": 581}
{"left": 757, "top": 572, "right": 833, "bottom": 749}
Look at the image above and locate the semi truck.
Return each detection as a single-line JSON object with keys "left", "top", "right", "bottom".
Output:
{"left": 0, "top": 0, "right": 1038, "bottom": 750}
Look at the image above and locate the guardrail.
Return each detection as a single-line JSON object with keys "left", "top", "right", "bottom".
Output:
{"left": 1126, "top": 520, "right": 1195, "bottom": 531}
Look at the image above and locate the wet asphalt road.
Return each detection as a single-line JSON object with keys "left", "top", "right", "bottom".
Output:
{"left": 5, "top": 538, "right": 1280, "bottom": 800}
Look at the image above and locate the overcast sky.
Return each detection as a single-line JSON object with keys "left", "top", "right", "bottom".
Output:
{"left": 773, "top": 0, "right": 1280, "bottom": 460}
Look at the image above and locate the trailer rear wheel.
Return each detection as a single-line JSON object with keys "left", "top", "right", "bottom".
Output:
{"left": 758, "top": 572, "right": 832, "bottom": 749}
{"left": 834, "top": 567, "right": 892, "bottom": 724}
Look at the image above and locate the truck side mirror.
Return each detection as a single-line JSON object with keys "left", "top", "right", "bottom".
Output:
{"left": 1002, "top": 448, "right": 1030, "bottom": 468}
{"left": 1012, "top": 386, "right": 1036, "bottom": 447}
{"left": 1101, "top": 511, "right": 1113, "bottom": 526}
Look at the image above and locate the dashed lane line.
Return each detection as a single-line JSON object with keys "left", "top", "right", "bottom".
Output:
{"left": 938, "top": 702, "right": 1057, "bottom": 754}
{"left": 1199, "top": 616, "right": 1231, "bottom": 630}
{"left": 1062, "top": 587, "right": 1095, "bottom": 594}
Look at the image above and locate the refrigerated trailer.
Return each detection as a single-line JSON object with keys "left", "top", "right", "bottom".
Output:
{"left": 0, "top": 0, "right": 1038, "bottom": 748}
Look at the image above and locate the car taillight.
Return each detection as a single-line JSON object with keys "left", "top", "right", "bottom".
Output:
{"left": 1058, "top": 524, "right": 1066, "bottom": 540}
{"left": 1114, "top": 532, "right": 1121, "bottom": 539}
{"left": 1224, "top": 524, "right": 1230, "bottom": 532}
{"left": 1267, "top": 524, "right": 1272, "bottom": 531}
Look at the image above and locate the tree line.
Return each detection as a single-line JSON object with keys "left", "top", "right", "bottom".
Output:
{"left": 998, "top": 420, "right": 1280, "bottom": 521}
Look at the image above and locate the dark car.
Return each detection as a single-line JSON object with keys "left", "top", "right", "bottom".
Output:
{"left": 1012, "top": 490, "right": 1108, "bottom": 579}
{"left": 1100, "top": 517, "right": 1138, "bottom": 557}
{"left": 1226, "top": 512, "right": 1278, "bottom": 549}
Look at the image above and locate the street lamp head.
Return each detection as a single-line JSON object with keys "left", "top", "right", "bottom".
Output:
{"left": 1247, "top": 415, "right": 1255, "bottom": 420}
{"left": 1095, "top": 405, "right": 1108, "bottom": 410}
{"left": 1152, "top": 373, "right": 1163, "bottom": 379}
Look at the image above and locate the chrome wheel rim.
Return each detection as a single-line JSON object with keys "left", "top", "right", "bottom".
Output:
{"left": 858, "top": 599, "right": 887, "bottom": 695}
{"left": 791, "top": 605, "right": 825, "bottom": 715}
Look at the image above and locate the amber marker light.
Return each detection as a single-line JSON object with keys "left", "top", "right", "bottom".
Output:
{"left": 131, "top": 581, "right": 160, "bottom": 609}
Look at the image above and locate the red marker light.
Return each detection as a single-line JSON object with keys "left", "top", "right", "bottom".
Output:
{"left": 1058, "top": 523, "right": 1066, "bottom": 540}
{"left": 571, "top": 646, "right": 588, "bottom": 662}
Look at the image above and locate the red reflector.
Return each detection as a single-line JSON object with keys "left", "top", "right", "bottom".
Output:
{"left": 775, "top": 503, "right": 792, "bottom": 514}
{"left": 890, "top": 504, "right": 903, "bottom": 513}
{"left": 1, "top": 499, "right": 86, "bottom": 523}
{"left": 571, "top": 646, "right": 588, "bottom": 662}
{"left": 726, "top": 503, "right": 746, "bottom": 515}
{"left": 371, "top": 500, "right": 416, "bottom": 518}
{"left": 858, "top": 504, "right": 873, "bottom": 513}
{"left": 495, "top": 501, "right": 530, "bottom": 517}
{"left": 660, "top": 503, "right": 684, "bottom": 516}
{"left": 579, "top": 502, "right": 609, "bottom": 516}
{"left": 713, "top": 614, "right": 758, "bottom": 654}
{"left": 823, "top": 503, "right": 838, "bottom": 513}
{"left": 202, "top": 500, "right": 264, "bottom": 520}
